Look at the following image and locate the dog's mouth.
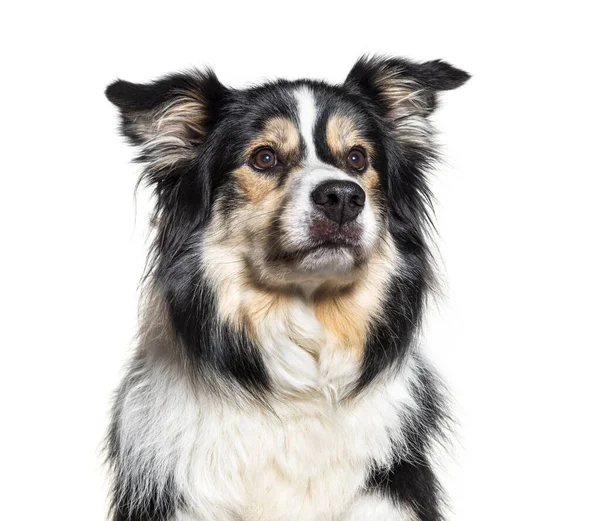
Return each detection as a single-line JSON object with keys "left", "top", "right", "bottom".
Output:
{"left": 273, "top": 223, "right": 364, "bottom": 260}
{"left": 266, "top": 241, "right": 358, "bottom": 262}
{"left": 300, "top": 234, "right": 362, "bottom": 252}
{"left": 309, "top": 213, "right": 363, "bottom": 245}
{"left": 266, "top": 236, "right": 366, "bottom": 278}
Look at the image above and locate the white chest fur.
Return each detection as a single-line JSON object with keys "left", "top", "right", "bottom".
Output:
{"left": 118, "top": 352, "right": 418, "bottom": 521}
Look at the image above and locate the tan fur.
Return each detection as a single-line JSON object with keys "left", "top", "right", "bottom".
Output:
{"left": 246, "top": 117, "right": 300, "bottom": 161}
{"left": 232, "top": 165, "right": 280, "bottom": 203}
{"left": 313, "top": 237, "right": 395, "bottom": 355}
{"left": 313, "top": 291, "right": 366, "bottom": 355}
{"left": 325, "top": 115, "right": 374, "bottom": 158}
{"left": 325, "top": 115, "right": 358, "bottom": 156}
{"left": 228, "top": 163, "right": 305, "bottom": 254}
{"left": 362, "top": 167, "right": 380, "bottom": 194}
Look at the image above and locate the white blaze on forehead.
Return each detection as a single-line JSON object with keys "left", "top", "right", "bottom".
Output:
{"left": 294, "top": 86, "right": 318, "bottom": 163}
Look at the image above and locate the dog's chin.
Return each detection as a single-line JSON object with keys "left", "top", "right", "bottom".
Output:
{"left": 249, "top": 240, "right": 366, "bottom": 292}
{"left": 294, "top": 245, "right": 357, "bottom": 275}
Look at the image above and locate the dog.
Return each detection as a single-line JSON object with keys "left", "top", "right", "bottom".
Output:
{"left": 105, "top": 56, "right": 469, "bottom": 521}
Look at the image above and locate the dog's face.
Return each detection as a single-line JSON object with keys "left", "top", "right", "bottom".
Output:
{"left": 208, "top": 84, "right": 388, "bottom": 291}
{"left": 107, "top": 58, "right": 468, "bottom": 295}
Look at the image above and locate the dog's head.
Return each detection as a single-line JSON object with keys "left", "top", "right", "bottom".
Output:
{"left": 107, "top": 57, "right": 468, "bottom": 299}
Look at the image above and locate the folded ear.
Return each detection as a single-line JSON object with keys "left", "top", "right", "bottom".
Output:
{"left": 345, "top": 56, "right": 469, "bottom": 152}
{"left": 106, "top": 69, "right": 227, "bottom": 180}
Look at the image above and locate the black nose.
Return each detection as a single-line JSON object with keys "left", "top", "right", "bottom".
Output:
{"left": 311, "top": 180, "right": 366, "bottom": 225}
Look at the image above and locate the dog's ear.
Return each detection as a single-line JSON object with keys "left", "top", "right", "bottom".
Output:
{"left": 345, "top": 56, "right": 469, "bottom": 117}
{"left": 106, "top": 69, "right": 227, "bottom": 181}
{"left": 345, "top": 56, "right": 469, "bottom": 152}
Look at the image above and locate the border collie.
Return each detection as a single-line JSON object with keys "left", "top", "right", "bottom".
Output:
{"left": 105, "top": 56, "right": 469, "bottom": 521}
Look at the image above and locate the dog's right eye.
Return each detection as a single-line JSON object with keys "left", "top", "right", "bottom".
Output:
{"left": 252, "top": 147, "right": 278, "bottom": 170}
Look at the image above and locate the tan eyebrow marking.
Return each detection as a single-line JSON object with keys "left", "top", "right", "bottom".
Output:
{"left": 245, "top": 117, "right": 300, "bottom": 159}
{"left": 325, "top": 114, "right": 374, "bottom": 157}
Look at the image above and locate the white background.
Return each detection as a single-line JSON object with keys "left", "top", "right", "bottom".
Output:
{"left": 2, "top": 1, "right": 598, "bottom": 520}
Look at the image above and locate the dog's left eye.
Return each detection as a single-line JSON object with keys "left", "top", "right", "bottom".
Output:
{"left": 252, "top": 147, "right": 278, "bottom": 170}
{"left": 347, "top": 148, "right": 367, "bottom": 171}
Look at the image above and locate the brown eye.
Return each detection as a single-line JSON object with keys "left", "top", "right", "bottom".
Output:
{"left": 347, "top": 148, "right": 367, "bottom": 171}
{"left": 252, "top": 147, "right": 277, "bottom": 170}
